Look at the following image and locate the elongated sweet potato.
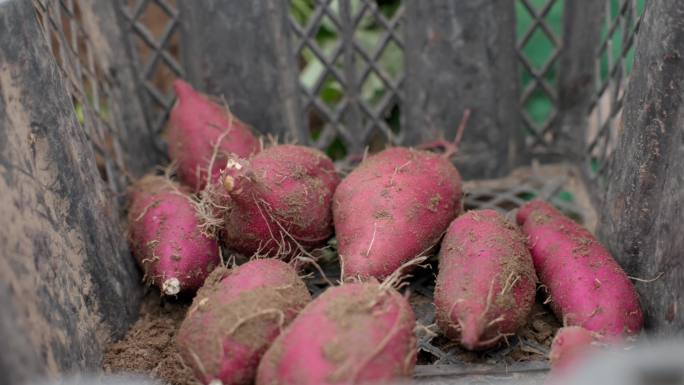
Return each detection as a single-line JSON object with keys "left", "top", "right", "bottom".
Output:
{"left": 517, "top": 200, "right": 643, "bottom": 337}
{"left": 222, "top": 144, "right": 340, "bottom": 257}
{"left": 127, "top": 175, "right": 219, "bottom": 295}
{"left": 177, "top": 259, "right": 311, "bottom": 385}
{"left": 168, "top": 80, "right": 260, "bottom": 190}
{"left": 434, "top": 210, "right": 537, "bottom": 350}
{"left": 333, "top": 147, "right": 462, "bottom": 279}
{"left": 549, "top": 326, "right": 599, "bottom": 373}
{"left": 255, "top": 282, "right": 416, "bottom": 385}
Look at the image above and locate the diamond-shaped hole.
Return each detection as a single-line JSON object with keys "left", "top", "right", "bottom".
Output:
{"left": 610, "top": 28, "right": 624, "bottom": 67}
{"left": 307, "top": 108, "right": 326, "bottom": 142}
{"left": 133, "top": 34, "right": 152, "bottom": 67}
{"left": 522, "top": 28, "right": 556, "bottom": 70}
{"left": 546, "top": 0, "right": 564, "bottom": 37}
{"left": 495, "top": 199, "right": 519, "bottom": 212}
{"left": 49, "top": 29, "right": 64, "bottom": 69}
{"left": 167, "top": 28, "right": 181, "bottom": 61}
{"left": 73, "top": 0, "right": 83, "bottom": 22}
{"left": 360, "top": 71, "right": 385, "bottom": 106}
{"left": 377, "top": 40, "right": 403, "bottom": 79}
{"left": 523, "top": 86, "right": 554, "bottom": 126}
{"left": 385, "top": 102, "right": 400, "bottom": 135}
{"left": 316, "top": 13, "right": 340, "bottom": 46}
{"left": 515, "top": 191, "right": 537, "bottom": 202}
{"left": 325, "top": 135, "right": 347, "bottom": 160}
{"left": 366, "top": 129, "right": 388, "bottom": 153}
{"left": 81, "top": 72, "right": 96, "bottom": 114}
{"left": 94, "top": 63, "right": 111, "bottom": 115}
{"left": 515, "top": 1, "right": 534, "bottom": 38}
{"left": 60, "top": 5, "right": 73, "bottom": 50}
{"left": 375, "top": 0, "right": 402, "bottom": 20}
{"left": 299, "top": 47, "right": 325, "bottom": 93}
{"left": 150, "top": 57, "right": 178, "bottom": 97}
{"left": 473, "top": 194, "right": 495, "bottom": 203}
{"left": 318, "top": 74, "right": 344, "bottom": 109}
{"left": 94, "top": 149, "right": 109, "bottom": 183}
{"left": 76, "top": 29, "right": 89, "bottom": 70}
{"left": 290, "top": 0, "right": 316, "bottom": 28}
{"left": 354, "top": 19, "right": 381, "bottom": 54}
{"left": 139, "top": 0, "right": 174, "bottom": 41}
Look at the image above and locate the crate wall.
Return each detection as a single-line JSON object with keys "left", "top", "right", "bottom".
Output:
{"left": 1, "top": 0, "right": 683, "bottom": 384}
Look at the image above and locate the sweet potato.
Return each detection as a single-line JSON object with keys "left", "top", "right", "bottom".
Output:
{"left": 177, "top": 259, "right": 311, "bottom": 385}
{"left": 221, "top": 144, "right": 340, "bottom": 257}
{"left": 333, "top": 147, "right": 462, "bottom": 279}
{"left": 516, "top": 200, "right": 643, "bottom": 337}
{"left": 168, "top": 80, "right": 260, "bottom": 190}
{"left": 549, "top": 326, "right": 598, "bottom": 373}
{"left": 127, "top": 175, "right": 219, "bottom": 295}
{"left": 434, "top": 210, "right": 537, "bottom": 350}
{"left": 255, "top": 282, "right": 416, "bottom": 385}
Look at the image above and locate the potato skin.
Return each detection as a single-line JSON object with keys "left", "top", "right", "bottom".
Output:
{"left": 128, "top": 175, "right": 219, "bottom": 295}
{"left": 222, "top": 144, "right": 340, "bottom": 257}
{"left": 168, "top": 80, "right": 260, "bottom": 191}
{"left": 177, "top": 259, "right": 311, "bottom": 385}
{"left": 255, "top": 282, "right": 416, "bottom": 385}
{"left": 517, "top": 200, "right": 643, "bottom": 337}
{"left": 549, "top": 326, "right": 598, "bottom": 373}
{"left": 334, "top": 147, "right": 462, "bottom": 279}
{"left": 434, "top": 210, "right": 537, "bottom": 350}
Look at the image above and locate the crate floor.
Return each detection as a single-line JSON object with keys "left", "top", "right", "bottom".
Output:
{"left": 103, "top": 164, "right": 592, "bottom": 384}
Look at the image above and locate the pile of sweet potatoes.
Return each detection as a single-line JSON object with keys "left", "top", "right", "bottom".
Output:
{"left": 121, "top": 81, "right": 644, "bottom": 384}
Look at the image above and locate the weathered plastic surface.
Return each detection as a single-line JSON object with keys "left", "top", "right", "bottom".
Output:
{"left": 0, "top": 1, "right": 146, "bottom": 384}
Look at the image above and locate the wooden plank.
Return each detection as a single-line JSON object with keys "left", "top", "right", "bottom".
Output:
{"left": 598, "top": 0, "right": 684, "bottom": 333}
{"left": 403, "top": 0, "right": 520, "bottom": 179}
{"left": 0, "top": 1, "right": 142, "bottom": 382}
{"left": 179, "top": 0, "right": 304, "bottom": 142}
{"left": 557, "top": 0, "right": 606, "bottom": 159}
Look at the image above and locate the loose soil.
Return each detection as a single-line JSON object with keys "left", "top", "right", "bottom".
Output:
{"left": 103, "top": 263, "right": 559, "bottom": 385}
{"left": 102, "top": 292, "right": 197, "bottom": 385}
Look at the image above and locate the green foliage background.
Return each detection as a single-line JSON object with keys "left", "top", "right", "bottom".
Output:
{"left": 291, "top": 0, "right": 645, "bottom": 147}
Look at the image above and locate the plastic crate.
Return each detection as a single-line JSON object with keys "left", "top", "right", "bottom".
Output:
{"left": 1, "top": 1, "right": 681, "bottom": 384}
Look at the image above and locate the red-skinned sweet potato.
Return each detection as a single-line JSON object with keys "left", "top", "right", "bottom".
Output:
{"left": 221, "top": 144, "right": 340, "bottom": 257}
{"left": 127, "top": 175, "right": 219, "bottom": 295}
{"left": 177, "top": 259, "right": 311, "bottom": 385}
{"left": 434, "top": 210, "right": 537, "bottom": 350}
{"left": 168, "top": 80, "right": 260, "bottom": 190}
{"left": 255, "top": 282, "right": 416, "bottom": 385}
{"left": 517, "top": 200, "right": 643, "bottom": 337}
{"left": 333, "top": 147, "right": 462, "bottom": 279}
{"left": 549, "top": 326, "right": 599, "bottom": 374}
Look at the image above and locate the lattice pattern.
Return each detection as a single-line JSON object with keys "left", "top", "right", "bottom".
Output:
{"left": 289, "top": 0, "right": 404, "bottom": 158}
{"left": 585, "top": 0, "right": 644, "bottom": 182}
{"left": 516, "top": 0, "right": 564, "bottom": 154}
{"left": 33, "top": 0, "right": 126, "bottom": 194}
{"left": 119, "top": 0, "right": 183, "bottom": 145}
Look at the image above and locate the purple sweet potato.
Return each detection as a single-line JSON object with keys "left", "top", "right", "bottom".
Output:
{"left": 434, "top": 210, "right": 537, "bottom": 350}
{"left": 177, "top": 259, "right": 311, "bottom": 385}
{"left": 255, "top": 282, "right": 416, "bottom": 385}
{"left": 221, "top": 144, "right": 340, "bottom": 257}
{"left": 167, "top": 80, "right": 260, "bottom": 190}
{"left": 333, "top": 147, "right": 462, "bottom": 279}
{"left": 127, "top": 175, "right": 220, "bottom": 295}
{"left": 517, "top": 200, "right": 643, "bottom": 337}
